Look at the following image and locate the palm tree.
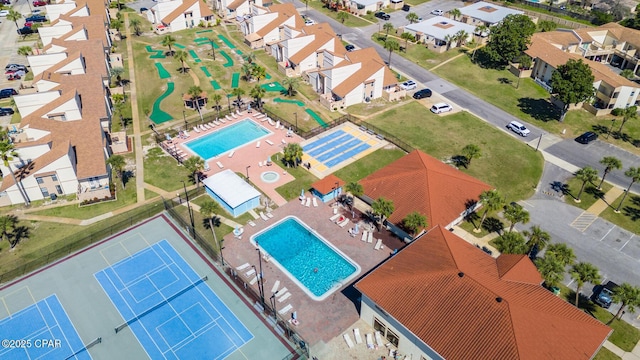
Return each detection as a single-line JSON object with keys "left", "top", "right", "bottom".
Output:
{"left": 187, "top": 85, "right": 203, "bottom": 117}
{"left": 403, "top": 211, "right": 427, "bottom": 236}
{"left": 535, "top": 253, "right": 565, "bottom": 289}
{"left": 400, "top": 32, "right": 415, "bottom": 52}
{"left": 161, "top": 35, "right": 176, "bottom": 56}
{"left": 616, "top": 167, "right": 640, "bottom": 212}
{"left": 129, "top": 17, "right": 142, "bottom": 36}
{"left": 574, "top": 166, "right": 598, "bottom": 202}
{"left": 337, "top": 11, "right": 349, "bottom": 24}
{"left": 493, "top": 231, "right": 528, "bottom": 254}
{"left": 282, "top": 77, "right": 300, "bottom": 97}
{"left": 384, "top": 38, "right": 399, "bottom": 67}
{"left": 110, "top": 19, "right": 123, "bottom": 37}
{"left": 472, "top": 25, "right": 489, "bottom": 59}
{"left": 241, "top": 63, "right": 254, "bottom": 81}
{"left": 444, "top": 34, "right": 455, "bottom": 52}
{"left": 211, "top": 93, "right": 222, "bottom": 116}
{"left": 372, "top": 197, "right": 395, "bottom": 229}
{"left": 461, "top": 144, "right": 481, "bottom": 167}
{"left": 598, "top": 156, "right": 622, "bottom": 189}
{"left": 283, "top": 143, "right": 303, "bottom": 167}
{"left": 618, "top": 106, "right": 638, "bottom": 134}
{"left": 252, "top": 65, "right": 266, "bottom": 84}
{"left": 174, "top": 50, "right": 188, "bottom": 73}
{"left": 183, "top": 156, "right": 205, "bottom": 187}
{"left": 7, "top": 10, "right": 22, "bottom": 29}
{"left": 0, "top": 140, "right": 29, "bottom": 205}
{"left": 208, "top": 38, "right": 217, "bottom": 60}
{"left": 383, "top": 22, "right": 394, "bottom": 38}
{"left": 454, "top": 30, "right": 468, "bottom": 47}
{"left": 546, "top": 243, "right": 576, "bottom": 267}
{"left": 345, "top": 181, "right": 363, "bottom": 197}
{"left": 17, "top": 46, "right": 32, "bottom": 57}
{"left": 476, "top": 189, "right": 504, "bottom": 231}
{"left": 449, "top": 8, "right": 461, "bottom": 20}
{"left": 200, "top": 200, "right": 223, "bottom": 261}
{"left": 243, "top": 52, "right": 256, "bottom": 65}
{"left": 570, "top": 262, "right": 601, "bottom": 307}
{"left": 504, "top": 203, "right": 530, "bottom": 232}
{"left": 249, "top": 85, "right": 266, "bottom": 109}
{"left": 230, "top": 88, "right": 245, "bottom": 109}
{"left": 608, "top": 283, "right": 640, "bottom": 324}
{"left": 523, "top": 225, "right": 551, "bottom": 256}
{"left": 109, "top": 66, "right": 125, "bottom": 87}
{"left": 0, "top": 215, "right": 18, "bottom": 244}
{"left": 106, "top": 154, "right": 126, "bottom": 189}
{"left": 406, "top": 12, "right": 419, "bottom": 24}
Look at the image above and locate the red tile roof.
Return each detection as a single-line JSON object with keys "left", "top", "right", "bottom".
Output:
{"left": 356, "top": 226, "right": 611, "bottom": 360}
{"left": 360, "top": 150, "right": 492, "bottom": 228}
{"left": 311, "top": 174, "right": 344, "bottom": 195}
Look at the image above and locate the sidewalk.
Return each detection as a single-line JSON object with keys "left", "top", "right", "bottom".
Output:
{"left": 604, "top": 340, "right": 640, "bottom": 360}
{"left": 586, "top": 186, "right": 624, "bottom": 216}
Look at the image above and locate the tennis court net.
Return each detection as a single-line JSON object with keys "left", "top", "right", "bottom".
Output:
{"left": 114, "top": 276, "right": 208, "bottom": 333}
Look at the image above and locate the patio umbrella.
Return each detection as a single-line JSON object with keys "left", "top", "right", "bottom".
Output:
{"left": 354, "top": 223, "right": 359, "bottom": 234}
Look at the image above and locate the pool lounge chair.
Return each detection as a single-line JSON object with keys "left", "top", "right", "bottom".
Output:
{"left": 300, "top": 197, "right": 306, "bottom": 205}
{"left": 276, "top": 287, "right": 288, "bottom": 297}
{"left": 268, "top": 119, "right": 276, "bottom": 126}
{"left": 277, "top": 292, "right": 291, "bottom": 303}
{"left": 354, "top": 328, "right": 363, "bottom": 344}
{"left": 312, "top": 198, "right": 318, "bottom": 207}
{"left": 248, "top": 220, "right": 256, "bottom": 227}
{"left": 245, "top": 268, "right": 256, "bottom": 277}
{"left": 213, "top": 120, "right": 221, "bottom": 126}
{"left": 278, "top": 304, "right": 293, "bottom": 315}
{"left": 305, "top": 197, "right": 311, "bottom": 207}
{"left": 260, "top": 212, "right": 269, "bottom": 221}
{"left": 203, "top": 162, "right": 210, "bottom": 172}
{"left": 366, "top": 333, "right": 374, "bottom": 348}
{"left": 265, "top": 140, "right": 274, "bottom": 146}
{"left": 361, "top": 230, "right": 368, "bottom": 242}
{"left": 236, "top": 263, "right": 250, "bottom": 271}
{"left": 193, "top": 126, "right": 201, "bottom": 133}
{"left": 219, "top": 118, "right": 227, "bottom": 123}
{"left": 281, "top": 139, "right": 287, "bottom": 145}
{"left": 232, "top": 113, "right": 238, "bottom": 119}
{"left": 256, "top": 141, "right": 261, "bottom": 148}
{"left": 266, "top": 212, "right": 274, "bottom": 218}
{"left": 217, "top": 161, "right": 224, "bottom": 169}
{"left": 375, "top": 331, "right": 384, "bottom": 346}
{"left": 338, "top": 218, "right": 350, "bottom": 227}
{"left": 249, "top": 276, "right": 258, "bottom": 285}
{"left": 255, "top": 113, "right": 265, "bottom": 119}
{"left": 228, "top": 150, "right": 235, "bottom": 158}
{"left": 271, "top": 280, "right": 280, "bottom": 293}
{"left": 367, "top": 232, "right": 373, "bottom": 243}
{"left": 374, "top": 239, "right": 382, "bottom": 250}
{"left": 343, "top": 334, "right": 355, "bottom": 349}
{"left": 182, "top": 130, "right": 190, "bottom": 138}
{"left": 202, "top": 124, "right": 210, "bottom": 130}
{"left": 329, "top": 213, "right": 340, "bottom": 222}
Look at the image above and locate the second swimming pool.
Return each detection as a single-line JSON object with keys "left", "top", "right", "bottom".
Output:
{"left": 184, "top": 119, "right": 270, "bottom": 159}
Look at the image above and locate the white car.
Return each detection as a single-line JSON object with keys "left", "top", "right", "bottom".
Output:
{"left": 507, "top": 120, "right": 530, "bottom": 137}
{"left": 400, "top": 80, "right": 417, "bottom": 90}
{"left": 304, "top": 19, "right": 315, "bottom": 26}
{"left": 0, "top": 10, "right": 10, "bottom": 17}
{"left": 430, "top": 9, "right": 444, "bottom": 16}
{"left": 430, "top": 103, "right": 453, "bottom": 114}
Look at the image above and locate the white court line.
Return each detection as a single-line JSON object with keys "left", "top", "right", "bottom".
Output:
{"left": 600, "top": 226, "right": 615, "bottom": 241}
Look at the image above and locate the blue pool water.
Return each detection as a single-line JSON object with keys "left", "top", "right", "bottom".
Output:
{"left": 253, "top": 217, "right": 360, "bottom": 301}
{"left": 185, "top": 119, "right": 270, "bottom": 159}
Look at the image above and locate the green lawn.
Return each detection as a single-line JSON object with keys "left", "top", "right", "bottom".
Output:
{"left": 302, "top": 1, "right": 373, "bottom": 27}
{"left": 349, "top": 98, "right": 411, "bottom": 117}
{"left": 564, "top": 178, "right": 613, "bottom": 211}
{"left": 334, "top": 148, "right": 406, "bottom": 183}
{"left": 601, "top": 193, "right": 640, "bottom": 235}
{"left": 144, "top": 148, "right": 192, "bottom": 192}
{"left": 366, "top": 102, "right": 544, "bottom": 201}
{"left": 30, "top": 184, "right": 137, "bottom": 219}
{"left": 191, "top": 194, "right": 255, "bottom": 225}
{"left": 172, "top": 204, "right": 233, "bottom": 248}
{"left": 594, "top": 347, "right": 621, "bottom": 360}
{"left": 372, "top": 34, "right": 465, "bottom": 70}
{"left": 273, "top": 155, "right": 320, "bottom": 201}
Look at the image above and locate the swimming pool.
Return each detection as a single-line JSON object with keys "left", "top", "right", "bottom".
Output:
{"left": 251, "top": 216, "right": 360, "bottom": 301}
{"left": 184, "top": 119, "right": 270, "bottom": 159}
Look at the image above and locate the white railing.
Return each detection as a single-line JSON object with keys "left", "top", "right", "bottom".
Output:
{"left": 535, "top": 78, "right": 553, "bottom": 93}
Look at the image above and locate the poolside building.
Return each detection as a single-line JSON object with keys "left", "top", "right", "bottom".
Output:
{"left": 310, "top": 174, "right": 345, "bottom": 203}
{"left": 355, "top": 225, "right": 611, "bottom": 359}
{"left": 203, "top": 169, "right": 262, "bottom": 217}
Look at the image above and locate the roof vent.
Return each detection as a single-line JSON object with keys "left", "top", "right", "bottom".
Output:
{"left": 458, "top": 272, "right": 464, "bottom": 278}
{"left": 496, "top": 297, "right": 503, "bottom": 303}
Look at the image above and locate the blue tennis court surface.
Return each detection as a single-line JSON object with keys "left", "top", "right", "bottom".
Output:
{"left": 95, "top": 240, "right": 253, "bottom": 359}
{"left": 0, "top": 295, "right": 90, "bottom": 360}
{"left": 303, "top": 129, "right": 371, "bottom": 167}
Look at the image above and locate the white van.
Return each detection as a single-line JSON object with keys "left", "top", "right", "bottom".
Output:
{"left": 507, "top": 121, "right": 530, "bottom": 137}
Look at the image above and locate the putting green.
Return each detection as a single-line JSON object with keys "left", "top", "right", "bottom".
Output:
{"left": 210, "top": 80, "right": 221, "bottom": 90}
{"left": 305, "top": 108, "right": 328, "bottom": 128}
{"left": 231, "top": 73, "right": 240, "bottom": 88}
{"left": 220, "top": 51, "right": 233, "bottom": 67}
{"left": 200, "top": 66, "right": 212, "bottom": 77}
{"left": 146, "top": 45, "right": 165, "bottom": 59}
{"left": 150, "top": 82, "right": 174, "bottom": 124}
{"left": 235, "top": 49, "right": 243, "bottom": 55}
{"left": 196, "top": 29, "right": 213, "bottom": 34}
{"left": 265, "top": 73, "right": 272, "bottom": 80}
{"left": 174, "top": 43, "right": 186, "bottom": 49}
{"left": 273, "top": 97, "right": 304, "bottom": 106}
{"left": 154, "top": 62, "right": 170, "bottom": 79}
{"left": 189, "top": 49, "right": 201, "bottom": 63}
{"left": 261, "top": 82, "right": 285, "bottom": 92}
{"left": 217, "top": 34, "right": 236, "bottom": 49}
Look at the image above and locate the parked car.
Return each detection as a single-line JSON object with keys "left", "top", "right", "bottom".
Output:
{"left": 0, "top": 88, "right": 18, "bottom": 99}
{"left": 0, "top": 10, "right": 9, "bottom": 17}
{"left": 304, "top": 18, "right": 315, "bottom": 26}
{"left": 1, "top": 0, "right": 11, "bottom": 5}
{"left": 25, "top": 15, "right": 47, "bottom": 22}
{"left": 592, "top": 281, "right": 618, "bottom": 309}
{"left": 576, "top": 131, "right": 598, "bottom": 144}
{"left": 17, "top": 26, "right": 34, "bottom": 35}
{"left": 430, "top": 103, "right": 453, "bottom": 114}
{"left": 0, "top": 108, "right": 14, "bottom": 116}
{"left": 402, "top": 4, "right": 410, "bottom": 11}
{"left": 507, "top": 120, "right": 530, "bottom": 137}
{"left": 412, "top": 89, "right": 432, "bottom": 99}
{"left": 345, "top": 44, "right": 355, "bottom": 52}
{"left": 399, "top": 80, "right": 417, "bottom": 90}
{"left": 375, "top": 12, "right": 391, "bottom": 20}
{"left": 32, "top": 0, "right": 47, "bottom": 6}
{"left": 140, "top": 7, "right": 148, "bottom": 12}
{"left": 5, "top": 69, "right": 26, "bottom": 77}
{"left": 31, "top": 9, "right": 42, "bottom": 14}
{"left": 431, "top": 9, "right": 444, "bottom": 16}
{"left": 5, "top": 64, "right": 27, "bottom": 72}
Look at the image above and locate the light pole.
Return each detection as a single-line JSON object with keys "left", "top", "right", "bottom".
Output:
{"left": 181, "top": 180, "right": 195, "bottom": 237}
{"left": 270, "top": 290, "right": 280, "bottom": 320}
{"left": 256, "top": 243, "right": 265, "bottom": 310}
{"left": 293, "top": 112, "right": 298, "bottom": 133}
{"left": 227, "top": 94, "right": 231, "bottom": 111}
{"left": 246, "top": 165, "right": 251, "bottom": 183}
{"left": 334, "top": 181, "right": 340, "bottom": 202}
{"left": 183, "top": 110, "right": 187, "bottom": 130}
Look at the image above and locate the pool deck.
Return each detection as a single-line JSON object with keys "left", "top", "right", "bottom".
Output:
{"left": 163, "top": 110, "right": 304, "bottom": 206}
{"left": 223, "top": 195, "right": 405, "bottom": 347}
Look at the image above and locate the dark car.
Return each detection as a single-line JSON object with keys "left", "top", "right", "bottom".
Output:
{"left": 375, "top": 12, "right": 391, "bottom": 20}
{"left": 140, "top": 7, "right": 148, "bottom": 12}
{"left": 345, "top": 44, "right": 355, "bottom": 52}
{"left": 0, "top": 88, "right": 18, "bottom": 99}
{"left": 412, "top": 89, "right": 432, "bottom": 99}
{"left": 0, "top": 108, "right": 14, "bottom": 116}
{"left": 25, "top": 15, "right": 46, "bottom": 22}
{"left": 592, "top": 281, "right": 618, "bottom": 309}
{"left": 402, "top": 4, "right": 410, "bottom": 11}
{"left": 17, "top": 26, "right": 34, "bottom": 35}
{"left": 576, "top": 131, "right": 598, "bottom": 144}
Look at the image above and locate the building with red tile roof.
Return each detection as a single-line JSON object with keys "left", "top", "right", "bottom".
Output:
{"left": 359, "top": 150, "right": 492, "bottom": 232}
{"left": 311, "top": 174, "right": 345, "bottom": 202}
{"left": 146, "top": 0, "right": 214, "bottom": 32}
{"left": 355, "top": 225, "right": 611, "bottom": 360}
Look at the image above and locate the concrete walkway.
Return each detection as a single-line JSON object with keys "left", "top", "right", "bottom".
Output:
{"left": 586, "top": 186, "right": 625, "bottom": 216}
{"left": 604, "top": 340, "right": 640, "bottom": 360}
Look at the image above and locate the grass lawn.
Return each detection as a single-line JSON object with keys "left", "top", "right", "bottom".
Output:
{"left": 145, "top": 189, "right": 158, "bottom": 199}
{"left": 564, "top": 178, "right": 613, "bottom": 211}
{"left": 601, "top": 193, "right": 640, "bottom": 235}
{"left": 334, "top": 148, "right": 406, "bottom": 183}
{"left": 172, "top": 204, "right": 233, "bottom": 248}
{"left": 366, "top": 102, "right": 544, "bottom": 201}
{"left": 594, "top": 347, "right": 621, "bottom": 360}
{"left": 273, "top": 155, "right": 320, "bottom": 201}
{"left": 191, "top": 194, "right": 255, "bottom": 225}
{"left": 303, "top": 1, "right": 373, "bottom": 27}
{"left": 372, "top": 34, "right": 465, "bottom": 70}
{"left": 144, "top": 148, "right": 192, "bottom": 192}
{"left": 349, "top": 98, "right": 411, "bottom": 117}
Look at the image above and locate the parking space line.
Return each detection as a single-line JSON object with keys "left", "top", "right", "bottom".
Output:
{"left": 520, "top": 200, "right": 535, "bottom": 208}
{"left": 600, "top": 226, "right": 615, "bottom": 242}
{"left": 619, "top": 234, "right": 634, "bottom": 252}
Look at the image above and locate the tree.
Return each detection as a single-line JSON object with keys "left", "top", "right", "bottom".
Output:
{"left": 0, "top": 215, "right": 18, "bottom": 244}
{"left": 475, "top": 190, "right": 504, "bottom": 231}
{"left": 7, "top": 10, "right": 22, "bottom": 29}
{"left": 337, "top": 11, "right": 349, "bottom": 24}
{"left": 403, "top": 211, "right": 427, "bottom": 236}
{"left": 187, "top": 85, "right": 203, "bottom": 117}
{"left": 523, "top": 225, "right": 551, "bottom": 257}
{"left": 17, "top": 46, "right": 32, "bottom": 57}
{"left": 472, "top": 25, "right": 489, "bottom": 59}
{"left": 546, "top": 243, "right": 576, "bottom": 267}
{"left": 616, "top": 167, "right": 640, "bottom": 212}
{"left": 174, "top": 50, "right": 188, "bottom": 73}
{"left": 249, "top": 85, "right": 266, "bottom": 109}
{"left": 504, "top": 203, "right": 529, "bottom": 232}
{"left": 400, "top": 32, "right": 415, "bottom": 52}
{"left": 461, "top": 144, "right": 481, "bottom": 167}
{"left": 0, "top": 140, "right": 29, "bottom": 205}
{"left": 252, "top": 65, "right": 266, "bottom": 84}
{"left": 449, "top": 8, "right": 461, "bottom": 20}
{"left": 574, "top": 166, "right": 598, "bottom": 202}
{"left": 106, "top": 154, "right": 126, "bottom": 190}
{"left": 494, "top": 231, "right": 528, "bottom": 254}
{"left": 535, "top": 253, "right": 566, "bottom": 289}
{"left": 406, "top": 12, "right": 419, "bottom": 24}
{"left": 200, "top": 200, "right": 223, "bottom": 259}
{"left": 608, "top": 283, "right": 640, "bottom": 324}
{"left": 345, "top": 181, "right": 363, "bottom": 197}
{"left": 372, "top": 197, "right": 395, "bottom": 228}
{"left": 109, "top": 66, "right": 125, "bottom": 87}
{"left": 129, "top": 17, "right": 142, "bottom": 36}
{"left": 183, "top": 156, "right": 205, "bottom": 187}
{"left": 551, "top": 58, "right": 595, "bottom": 121}
{"left": 538, "top": 20, "right": 557, "bottom": 32}
{"left": 620, "top": 69, "right": 635, "bottom": 80}
{"left": 161, "top": 35, "right": 176, "bottom": 56}
{"left": 484, "top": 14, "right": 536, "bottom": 67}
{"left": 243, "top": 52, "right": 256, "bottom": 65}
{"left": 208, "top": 38, "right": 217, "bottom": 60}
{"left": 211, "top": 93, "right": 222, "bottom": 116}
{"left": 516, "top": 54, "right": 532, "bottom": 89}
{"left": 444, "top": 34, "right": 455, "bottom": 52}
{"left": 283, "top": 143, "right": 303, "bottom": 167}
{"left": 282, "top": 77, "right": 300, "bottom": 97}
{"left": 617, "top": 106, "right": 638, "bottom": 134}
{"left": 570, "top": 262, "right": 601, "bottom": 306}
{"left": 384, "top": 38, "right": 399, "bottom": 67}
{"left": 383, "top": 22, "right": 394, "bottom": 39}
{"left": 112, "top": 93, "right": 125, "bottom": 106}
{"left": 241, "top": 62, "right": 254, "bottom": 82}
{"left": 455, "top": 30, "right": 468, "bottom": 47}
{"left": 110, "top": 19, "right": 123, "bottom": 36}
{"left": 231, "top": 87, "right": 245, "bottom": 106}
{"left": 598, "top": 156, "right": 622, "bottom": 190}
